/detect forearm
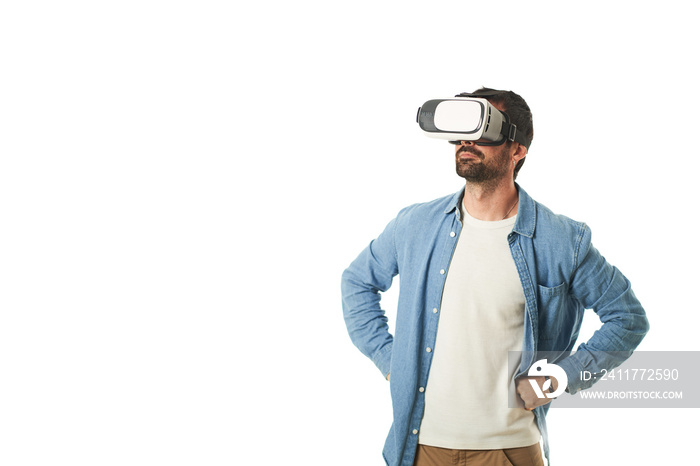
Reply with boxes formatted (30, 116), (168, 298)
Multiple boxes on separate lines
(341, 265), (394, 376)
(560, 232), (649, 393)
(341, 220), (399, 378)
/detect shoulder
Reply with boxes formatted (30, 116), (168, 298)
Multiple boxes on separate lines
(394, 191), (461, 228)
(534, 200), (587, 236)
(516, 184), (589, 244)
(531, 197), (592, 262)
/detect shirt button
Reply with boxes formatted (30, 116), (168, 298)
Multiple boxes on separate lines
(439, 269), (445, 275)
(450, 232), (456, 237)
(419, 387), (425, 392)
(432, 308), (438, 314)
(426, 347), (432, 353)
(413, 429), (419, 435)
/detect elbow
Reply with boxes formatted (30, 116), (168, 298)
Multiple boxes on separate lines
(617, 306), (650, 349)
(637, 311), (650, 341)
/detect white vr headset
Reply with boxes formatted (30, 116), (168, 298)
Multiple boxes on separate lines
(417, 95), (530, 148)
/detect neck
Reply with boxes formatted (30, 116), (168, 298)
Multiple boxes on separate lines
(462, 178), (519, 221)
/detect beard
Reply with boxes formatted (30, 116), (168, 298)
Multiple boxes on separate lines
(455, 144), (511, 184)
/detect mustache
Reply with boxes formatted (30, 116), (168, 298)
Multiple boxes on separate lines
(457, 146), (484, 159)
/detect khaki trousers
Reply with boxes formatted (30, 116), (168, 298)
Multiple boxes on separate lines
(413, 443), (544, 466)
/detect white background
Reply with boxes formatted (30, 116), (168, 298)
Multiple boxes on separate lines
(1, 1), (698, 465)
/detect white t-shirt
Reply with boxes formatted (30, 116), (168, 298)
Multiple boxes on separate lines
(418, 204), (540, 449)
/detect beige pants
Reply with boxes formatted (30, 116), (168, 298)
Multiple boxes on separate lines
(413, 443), (544, 466)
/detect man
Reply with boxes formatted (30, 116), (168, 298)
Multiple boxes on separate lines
(341, 88), (649, 466)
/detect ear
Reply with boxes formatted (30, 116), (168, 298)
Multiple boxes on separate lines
(512, 143), (527, 164)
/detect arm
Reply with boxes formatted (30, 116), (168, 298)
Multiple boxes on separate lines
(341, 216), (400, 379)
(556, 224), (650, 393)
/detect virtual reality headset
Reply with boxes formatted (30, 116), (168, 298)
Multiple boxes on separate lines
(416, 95), (530, 148)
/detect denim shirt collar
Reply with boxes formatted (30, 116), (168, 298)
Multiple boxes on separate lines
(443, 182), (536, 238)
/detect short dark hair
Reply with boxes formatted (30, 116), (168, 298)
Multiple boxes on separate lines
(461, 87), (533, 179)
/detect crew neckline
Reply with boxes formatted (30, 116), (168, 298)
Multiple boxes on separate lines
(460, 203), (518, 229)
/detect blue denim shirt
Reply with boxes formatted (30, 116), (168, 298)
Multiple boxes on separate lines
(341, 184), (649, 466)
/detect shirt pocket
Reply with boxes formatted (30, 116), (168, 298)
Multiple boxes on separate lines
(537, 282), (568, 341)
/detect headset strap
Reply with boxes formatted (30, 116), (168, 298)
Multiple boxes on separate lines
(501, 120), (530, 148)
(456, 91), (510, 99)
